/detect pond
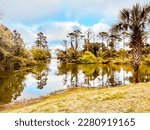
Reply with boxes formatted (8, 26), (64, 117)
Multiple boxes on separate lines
(0, 59), (150, 105)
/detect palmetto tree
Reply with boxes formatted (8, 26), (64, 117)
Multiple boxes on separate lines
(112, 3), (150, 82)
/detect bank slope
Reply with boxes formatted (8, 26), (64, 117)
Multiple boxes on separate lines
(2, 83), (150, 113)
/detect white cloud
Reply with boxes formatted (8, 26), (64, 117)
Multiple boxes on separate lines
(91, 23), (110, 34)
(41, 22), (82, 41)
(66, 0), (148, 21)
(12, 24), (37, 45)
(0, 0), (63, 22)
(8, 21), (110, 48)
(1, 0), (147, 23)
(1, 0), (148, 57)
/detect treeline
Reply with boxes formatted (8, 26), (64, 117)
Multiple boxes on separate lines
(57, 29), (129, 64)
(56, 29), (150, 64)
(57, 3), (150, 66)
(0, 25), (51, 71)
(57, 3), (150, 83)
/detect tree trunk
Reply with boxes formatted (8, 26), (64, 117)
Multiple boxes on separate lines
(133, 69), (139, 83)
(132, 45), (141, 83)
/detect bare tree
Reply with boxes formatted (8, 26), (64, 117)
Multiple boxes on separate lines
(63, 40), (68, 51)
(84, 28), (94, 51)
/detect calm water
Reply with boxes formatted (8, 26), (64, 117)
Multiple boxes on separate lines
(0, 59), (150, 105)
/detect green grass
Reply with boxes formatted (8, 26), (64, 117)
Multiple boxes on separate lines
(1, 83), (150, 113)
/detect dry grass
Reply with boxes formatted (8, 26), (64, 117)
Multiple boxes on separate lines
(1, 83), (150, 113)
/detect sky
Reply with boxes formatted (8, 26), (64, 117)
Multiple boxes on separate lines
(0, 0), (148, 53)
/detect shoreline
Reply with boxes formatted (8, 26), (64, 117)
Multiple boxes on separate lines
(1, 82), (150, 113)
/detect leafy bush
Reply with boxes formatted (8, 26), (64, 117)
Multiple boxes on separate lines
(143, 54), (150, 64)
(80, 51), (97, 64)
(56, 48), (82, 63)
(31, 48), (51, 60)
(114, 49), (130, 58)
(97, 51), (109, 59)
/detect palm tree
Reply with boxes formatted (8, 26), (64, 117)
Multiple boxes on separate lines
(111, 3), (150, 83)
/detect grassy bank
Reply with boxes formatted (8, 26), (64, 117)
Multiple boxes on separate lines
(1, 83), (150, 113)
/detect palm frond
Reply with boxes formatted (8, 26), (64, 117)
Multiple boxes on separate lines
(119, 8), (130, 23)
(111, 22), (129, 34)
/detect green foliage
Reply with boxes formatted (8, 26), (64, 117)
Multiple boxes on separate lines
(0, 25), (51, 71)
(31, 48), (51, 61)
(68, 48), (81, 61)
(79, 51), (97, 64)
(57, 48), (81, 63)
(31, 32), (51, 62)
(56, 49), (67, 61)
(143, 54), (150, 65)
(32, 62), (49, 89)
(83, 42), (100, 56)
(12, 30), (25, 57)
(142, 45), (150, 54)
(114, 49), (130, 58)
(97, 50), (109, 58)
(0, 71), (26, 104)
(34, 32), (49, 50)
(0, 25), (33, 71)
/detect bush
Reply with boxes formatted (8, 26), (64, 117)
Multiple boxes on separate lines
(143, 54), (150, 65)
(80, 51), (97, 64)
(31, 48), (51, 61)
(114, 49), (130, 58)
(57, 48), (82, 63)
(97, 50), (112, 59)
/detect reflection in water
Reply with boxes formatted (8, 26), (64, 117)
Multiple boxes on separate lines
(0, 71), (26, 105)
(57, 63), (150, 87)
(32, 63), (49, 89)
(57, 63), (134, 87)
(0, 59), (150, 105)
(0, 62), (49, 105)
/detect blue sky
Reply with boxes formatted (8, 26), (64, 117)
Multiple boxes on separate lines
(0, 0), (147, 51)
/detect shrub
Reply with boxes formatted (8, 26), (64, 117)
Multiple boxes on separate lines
(80, 51), (97, 64)
(143, 54), (150, 65)
(31, 48), (51, 60)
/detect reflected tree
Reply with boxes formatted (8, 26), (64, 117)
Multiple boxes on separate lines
(32, 63), (49, 89)
(0, 71), (26, 105)
(56, 62), (150, 88)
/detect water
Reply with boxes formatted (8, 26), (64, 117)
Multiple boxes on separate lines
(0, 59), (150, 105)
